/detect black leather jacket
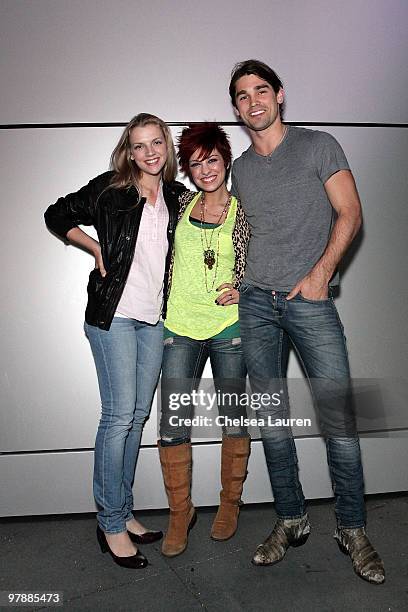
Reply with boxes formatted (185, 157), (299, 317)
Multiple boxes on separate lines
(44, 171), (185, 330)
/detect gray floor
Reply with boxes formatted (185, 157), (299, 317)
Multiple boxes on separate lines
(1, 494), (407, 612)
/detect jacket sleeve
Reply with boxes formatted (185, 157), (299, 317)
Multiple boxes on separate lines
(232, 200), (251, 289)
(177, 189), (196, 221)
(166, 189), (197, 302)
(44, 171), (112, 240)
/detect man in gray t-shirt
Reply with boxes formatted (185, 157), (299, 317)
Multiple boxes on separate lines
(232, 126), (349, 290)
(229, 59), (384, 585)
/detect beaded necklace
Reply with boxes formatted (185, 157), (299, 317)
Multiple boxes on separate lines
(199, 193), (231, 292)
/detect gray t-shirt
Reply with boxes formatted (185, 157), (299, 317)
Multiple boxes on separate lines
(231, 126), (350, 291)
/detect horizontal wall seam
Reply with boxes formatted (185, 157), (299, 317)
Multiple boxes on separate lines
(1, 122), (408, 130)
(2, 427), (407, 456)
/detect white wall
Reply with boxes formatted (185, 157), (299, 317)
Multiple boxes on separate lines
(1, 0), (407, 124)
(1, 0), (407, 516)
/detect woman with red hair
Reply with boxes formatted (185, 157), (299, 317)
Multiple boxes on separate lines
(158, 123), (251, 557)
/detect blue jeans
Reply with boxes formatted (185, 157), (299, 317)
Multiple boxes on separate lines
(239, 285), (365, 528)
(84, 318), (163, 533)
(160, 334), (248, 443)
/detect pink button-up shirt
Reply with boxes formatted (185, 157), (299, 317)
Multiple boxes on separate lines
(115, 183), (169, 323)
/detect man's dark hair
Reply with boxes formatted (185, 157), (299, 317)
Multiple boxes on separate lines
(229, 59), (283, 108)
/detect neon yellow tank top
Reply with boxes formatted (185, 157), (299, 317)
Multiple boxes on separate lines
(164, 193), (239, 340)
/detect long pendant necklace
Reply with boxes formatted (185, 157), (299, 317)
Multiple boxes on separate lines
(199, 193), (231, 292)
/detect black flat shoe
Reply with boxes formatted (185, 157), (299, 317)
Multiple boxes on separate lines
(127, 529), (163, 545)
(96, 526), (148, 569)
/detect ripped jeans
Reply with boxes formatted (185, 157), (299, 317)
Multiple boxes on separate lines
(159, 333), (248, 444)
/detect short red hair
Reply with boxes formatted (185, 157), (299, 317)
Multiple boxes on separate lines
(177, 123), (232, 179)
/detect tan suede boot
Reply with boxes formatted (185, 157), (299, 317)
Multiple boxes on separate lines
(210, 435), (251, 541)
(158, 441), (196, 557)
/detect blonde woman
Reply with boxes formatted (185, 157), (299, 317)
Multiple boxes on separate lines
(45, 113), (186, 569)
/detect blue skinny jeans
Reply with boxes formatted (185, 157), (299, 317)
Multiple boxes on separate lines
(85, 317), (163, 534)
(160, 334), (248, 444)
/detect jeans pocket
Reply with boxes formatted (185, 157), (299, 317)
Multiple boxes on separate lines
(238, 282), (253, 295)
(295, 292), (331, 305)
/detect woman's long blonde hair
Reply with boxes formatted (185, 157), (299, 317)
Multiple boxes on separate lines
(110, 113), (177, 189)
